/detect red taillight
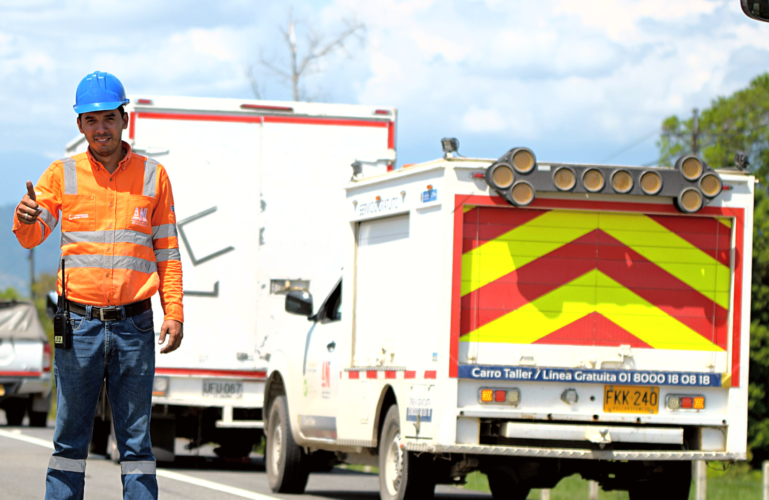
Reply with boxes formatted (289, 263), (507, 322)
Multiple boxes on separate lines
(43, 343), (52, 373)
(240, 103), (294, 112)
(136, 99), (153, 105)
(681, 397), (693, 409)
(472, 172), (485, 179)
(494, 390), (506, 402)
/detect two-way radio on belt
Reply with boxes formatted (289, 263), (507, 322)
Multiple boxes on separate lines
(53, 258), (72, 349)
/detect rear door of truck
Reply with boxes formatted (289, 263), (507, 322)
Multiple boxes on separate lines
(458, 206), (735, 380)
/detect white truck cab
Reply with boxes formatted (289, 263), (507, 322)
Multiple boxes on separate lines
(266, 143), (754, 500)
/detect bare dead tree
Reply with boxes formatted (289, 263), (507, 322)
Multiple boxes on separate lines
(244, 64), (263, 100)
(251, 11), (365, 102)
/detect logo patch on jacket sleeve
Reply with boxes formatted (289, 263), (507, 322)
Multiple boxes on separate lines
(132, 207), (149, 227)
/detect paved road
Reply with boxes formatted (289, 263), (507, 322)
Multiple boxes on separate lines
(0, 415), (491, 500)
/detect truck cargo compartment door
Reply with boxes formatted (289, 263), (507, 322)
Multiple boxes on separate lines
(458, 206), (732, 373)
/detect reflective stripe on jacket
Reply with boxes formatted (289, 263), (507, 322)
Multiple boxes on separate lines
(12, 142), (183, 323)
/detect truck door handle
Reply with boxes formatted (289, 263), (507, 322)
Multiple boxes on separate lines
(327, 341), (336, 352)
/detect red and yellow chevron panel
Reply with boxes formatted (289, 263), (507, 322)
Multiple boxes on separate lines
(458, 206), (732, 352)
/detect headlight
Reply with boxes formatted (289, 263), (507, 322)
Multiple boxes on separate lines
(152, 376), (169, 397)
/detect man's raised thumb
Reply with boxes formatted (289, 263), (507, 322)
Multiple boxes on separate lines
(26, 181), (36, 201)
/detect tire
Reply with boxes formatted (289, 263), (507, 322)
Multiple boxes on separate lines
(4, 403), (25, 426)
(266, 396), (309, 493)
(487, 471), (531, 500)
(628, 461), (691, 500)
(29, 411), (48, 428)
(378, 405), (436, 500)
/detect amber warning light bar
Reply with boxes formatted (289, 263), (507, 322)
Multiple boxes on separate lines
(483, 148), (724, 214)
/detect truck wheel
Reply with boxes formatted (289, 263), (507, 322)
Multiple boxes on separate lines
(266, 396), (309, 493)
(628, 461), (691, 500)
(4, 403), (25, 426)
(29, 411), (48, 428)
(487, 471), (531, 500)
(378, 405), (436, 500)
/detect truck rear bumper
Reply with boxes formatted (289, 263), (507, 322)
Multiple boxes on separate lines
(404, 442), (745, 461)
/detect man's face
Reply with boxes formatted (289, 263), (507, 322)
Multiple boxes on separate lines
(77, 109), (128, 157)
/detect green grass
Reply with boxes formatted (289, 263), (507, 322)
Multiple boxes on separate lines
(462, 464), (766, 499)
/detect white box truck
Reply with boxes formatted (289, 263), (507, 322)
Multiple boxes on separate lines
(265, 143), (753, 499)
(64, 96), (396, 460)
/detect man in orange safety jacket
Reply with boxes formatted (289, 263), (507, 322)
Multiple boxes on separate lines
(13, 71), (182, 500)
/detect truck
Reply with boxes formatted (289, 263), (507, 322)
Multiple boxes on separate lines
(0, 300), (52, 427)
(265, 142), (754, 499)
(63, 96), (396, 461)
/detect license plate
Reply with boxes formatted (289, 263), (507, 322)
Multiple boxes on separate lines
(202, 380), (243, 399)
(604, 385), (659, 414)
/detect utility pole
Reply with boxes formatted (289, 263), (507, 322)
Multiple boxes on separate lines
(692, 108), (700, 156)
(28, 248), (35, 301)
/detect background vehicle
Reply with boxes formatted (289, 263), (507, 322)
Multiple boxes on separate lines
(266, 143), (754, 499)
(0, 300), (52, 427)
(64, 96), (397, 461)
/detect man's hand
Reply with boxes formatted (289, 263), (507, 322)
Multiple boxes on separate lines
(158, 320), (183, 354)
(16, 181), (41, 225)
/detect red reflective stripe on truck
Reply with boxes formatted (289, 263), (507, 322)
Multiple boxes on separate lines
(349, 371), (360, 379)
(154, 368), (266, 379)
(366, 370), (378, 379)
(129, 111), (136, 140)
(264, 116), (388, 128)
(385, 371), (396, 379)
(388, 121), (395, 149)
(404, 371), (416, 379)
(731, 208), (746, 387)
(0, 371), (42, 377)
(136, 112), (389, 129)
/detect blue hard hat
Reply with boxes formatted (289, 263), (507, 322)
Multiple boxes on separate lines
(73, 71), (130, 114)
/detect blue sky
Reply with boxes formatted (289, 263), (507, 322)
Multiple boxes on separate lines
(0, 0), (767, 206)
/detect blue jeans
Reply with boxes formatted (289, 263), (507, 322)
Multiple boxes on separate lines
(45, 306), (158, 500)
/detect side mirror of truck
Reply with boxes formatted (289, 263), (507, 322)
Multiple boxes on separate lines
(45, 291), (58, 319)
(741, 0), (769, 22)
(285, 291), (313, 317)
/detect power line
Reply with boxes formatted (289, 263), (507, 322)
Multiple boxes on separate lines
(600, 130), (659, 163)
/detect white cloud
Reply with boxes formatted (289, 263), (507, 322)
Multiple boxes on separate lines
(0, 0), (767, 189)
(462, 106), (506, 133)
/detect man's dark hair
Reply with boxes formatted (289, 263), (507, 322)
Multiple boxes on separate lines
(78, 105), (127, 121)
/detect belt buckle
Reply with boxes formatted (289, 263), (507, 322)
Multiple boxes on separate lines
(98, 306), (120, 322)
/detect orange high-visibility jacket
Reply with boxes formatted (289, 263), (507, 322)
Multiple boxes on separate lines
(13, 142), (183, 323)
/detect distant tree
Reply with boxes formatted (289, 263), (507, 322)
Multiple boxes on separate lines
(657, 73), (769, 466)
(0, 287), (21, 300)
(246, 10), (365, 102)
(657, 74), (769, 176)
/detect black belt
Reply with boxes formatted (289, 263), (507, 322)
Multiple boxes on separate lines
(62, 298), (151, 322)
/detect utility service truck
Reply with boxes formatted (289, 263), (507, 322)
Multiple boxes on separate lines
(64, 96), (396, 460)
(265, 142), (753, 500)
